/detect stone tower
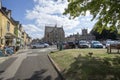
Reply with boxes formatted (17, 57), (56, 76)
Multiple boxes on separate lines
(82, 29), (88, 36)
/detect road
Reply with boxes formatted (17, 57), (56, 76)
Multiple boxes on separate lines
(0, 46), (62, 80)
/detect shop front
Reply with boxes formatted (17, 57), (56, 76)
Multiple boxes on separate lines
(4, 33), (18, 54)
(5, 33), (17, 46)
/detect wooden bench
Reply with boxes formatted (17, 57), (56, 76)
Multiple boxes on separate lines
(107, 44), (120, 53)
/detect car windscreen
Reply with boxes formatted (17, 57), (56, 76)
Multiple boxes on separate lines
(79, 41), (86, 44)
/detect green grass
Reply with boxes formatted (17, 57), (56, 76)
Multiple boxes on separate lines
(50, 49), (120, 80)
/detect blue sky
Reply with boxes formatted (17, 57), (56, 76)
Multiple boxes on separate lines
(2, 0), (34, 24)
(2, 0), (96, 39)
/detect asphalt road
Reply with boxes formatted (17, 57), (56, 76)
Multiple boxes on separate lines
(0, 46), (62, 80)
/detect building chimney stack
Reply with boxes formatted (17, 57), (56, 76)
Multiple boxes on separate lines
(8, 10), (11, 18)
(0, 0), (2, 9)
(82, 29), (88, 36)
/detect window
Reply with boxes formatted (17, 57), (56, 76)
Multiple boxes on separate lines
(7, 21), (10, 32)
(47, 34), (49, 37)
(1, 39), (3, 44)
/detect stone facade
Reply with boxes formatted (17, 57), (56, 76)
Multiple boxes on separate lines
(0, 6), (16, 46)
(44, 25), (65, 43)
(79, 29), (95, 41)
(0, 2), (31, 47)
(65, 29), (95, 42)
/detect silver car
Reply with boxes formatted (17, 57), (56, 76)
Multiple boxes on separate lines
(105, 41), (115, 48)
(31, 43), (46, 49)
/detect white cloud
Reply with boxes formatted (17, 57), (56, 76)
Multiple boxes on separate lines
(86, 11), (91, 16)
(65, 32), (74, 37)
(23, 24), (42, 32)
(24, 0), (96, 39)
(23, 24), (43, 39)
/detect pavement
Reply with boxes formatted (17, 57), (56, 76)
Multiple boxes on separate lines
(48, 54), (65, 80)
(0, 48), (28, 64)
(0, 57), (9, 64)
(0, 45), (56, 64)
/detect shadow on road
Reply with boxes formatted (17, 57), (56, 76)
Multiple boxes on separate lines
(8, 69), (62, 80)
(27, 69), (61, 80)
(27, 69), (48, 80)
(0, 58), (17, 75)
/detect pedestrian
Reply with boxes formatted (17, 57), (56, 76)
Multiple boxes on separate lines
(57, 42), (59, 49)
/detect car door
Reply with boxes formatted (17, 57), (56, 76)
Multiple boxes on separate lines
(38, 43), (45, 48)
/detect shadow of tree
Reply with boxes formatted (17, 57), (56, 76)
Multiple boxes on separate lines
(26, 69), (61, 80)
(26, 69), (48, 80)
(8, 69), (62, 80)
(64, 55), (120, 80)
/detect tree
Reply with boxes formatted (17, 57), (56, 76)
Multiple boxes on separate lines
(64, 0), (120, 29)
(14, 27), (18, 36)
(91, 26), (118, 40)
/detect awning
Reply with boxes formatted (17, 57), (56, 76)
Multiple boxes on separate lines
(5, 33), (18, 39)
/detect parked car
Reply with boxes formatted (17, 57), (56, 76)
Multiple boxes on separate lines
(44, 43), (49, 47)
(62, 42), (68, 49)
(31, 43), (46, 49)
(105, 41), (115, 48)
(78, 40), (89, 48)
(75, 41), (79, 46)
(67, 41), (76, 49)
(91, 41), (103, 48)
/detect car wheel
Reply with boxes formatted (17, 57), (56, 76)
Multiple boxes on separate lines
(44, 46), (47, 48)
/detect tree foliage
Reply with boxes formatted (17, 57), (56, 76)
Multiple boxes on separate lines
(14, 27), (18, 36)
(91, 26), (118, 40)
(64, 0), (120, 29)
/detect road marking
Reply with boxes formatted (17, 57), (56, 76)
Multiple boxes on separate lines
(27, 53), (38, 56)
(0, 53), (27, 80)
(0, 57), (9, 64)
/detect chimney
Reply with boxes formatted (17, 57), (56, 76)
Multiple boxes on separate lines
(7, 10), (11, 18)
(0, 0), (2, 9)
(82, 29), (88, 36)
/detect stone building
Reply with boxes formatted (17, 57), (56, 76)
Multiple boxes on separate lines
(65, 29), (95, 42)
(44, 25), (65, 43)
(0, 1), (31, 49)
(0, 5), (17, 46)
(79, 29), (95, 41)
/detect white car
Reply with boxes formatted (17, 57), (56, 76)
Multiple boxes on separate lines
(44, 43), (49, 47)
(105, 41), (115, 48)
(31, 43), (45, 49)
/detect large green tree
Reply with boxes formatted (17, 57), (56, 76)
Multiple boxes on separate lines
(64, 0), (120, 29)
(91, 26), (118, 40)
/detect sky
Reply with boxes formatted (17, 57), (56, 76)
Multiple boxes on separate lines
(2, 0), (97, 39)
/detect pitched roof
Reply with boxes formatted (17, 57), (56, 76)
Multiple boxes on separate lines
(45, 25), (63, 33)
(45, 26), (55, 33)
